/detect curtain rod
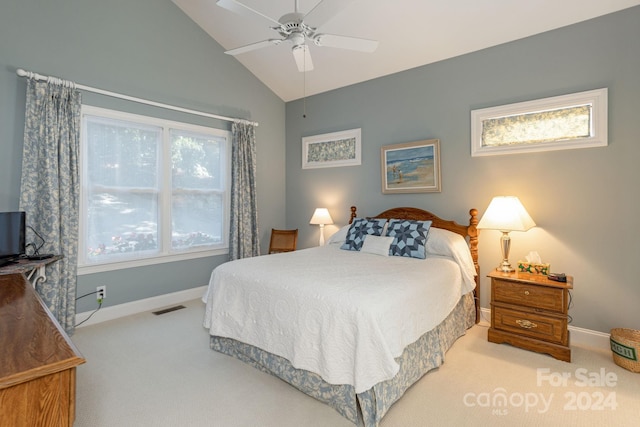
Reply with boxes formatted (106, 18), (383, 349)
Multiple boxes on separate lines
(16, 68), (258, 127)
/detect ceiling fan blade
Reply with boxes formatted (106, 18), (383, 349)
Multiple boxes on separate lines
(314, 34), (378, 52)
(216, 0), (282, 27)
(292, 45), (314, 72)
(225, 39), (282, 56)
(303, 0), (356, 28)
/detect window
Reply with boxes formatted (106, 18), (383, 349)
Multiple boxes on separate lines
(79, 106), (230, 273)
(471, 88), (608, 156)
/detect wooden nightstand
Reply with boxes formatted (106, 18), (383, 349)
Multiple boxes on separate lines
(487, 270), (573, 362)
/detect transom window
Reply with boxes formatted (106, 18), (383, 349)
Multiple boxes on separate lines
(471, 88), (607, 156)
(481, 105), (592, 147)
(78, 106), (230, 273)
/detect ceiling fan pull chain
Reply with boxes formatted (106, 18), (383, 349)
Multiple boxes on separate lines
(303, 54), (307, 118)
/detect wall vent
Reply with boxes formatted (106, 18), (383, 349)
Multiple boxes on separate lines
(152, 305), (186, 315)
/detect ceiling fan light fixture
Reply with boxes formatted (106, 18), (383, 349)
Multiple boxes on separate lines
(289, 32), (306, 47)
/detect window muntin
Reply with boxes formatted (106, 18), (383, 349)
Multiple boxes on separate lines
(79, 106), (230, 272)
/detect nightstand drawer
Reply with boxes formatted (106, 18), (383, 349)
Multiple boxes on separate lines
(492, 306), (568, 344)
(493, 279), (565, 312)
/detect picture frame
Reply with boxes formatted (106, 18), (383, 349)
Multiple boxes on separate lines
(380, 139), (441, 194)
(302, 128), (361, 169)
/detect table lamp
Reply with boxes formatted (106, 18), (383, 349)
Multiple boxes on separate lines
(477, 196), (536, 272)
(309, 208), (333, 246)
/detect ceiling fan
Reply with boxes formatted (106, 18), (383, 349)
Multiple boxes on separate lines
(216, 0), (379, 72)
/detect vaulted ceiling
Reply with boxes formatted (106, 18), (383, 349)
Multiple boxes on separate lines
(172, 0), (640, 102)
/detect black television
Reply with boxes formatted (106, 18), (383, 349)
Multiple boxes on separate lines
(0, 211), (26, 260)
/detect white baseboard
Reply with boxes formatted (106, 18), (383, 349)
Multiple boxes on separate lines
(567, 325), (612, 351)
(75, 285), (207, 328)
(479, 307), (611, 352)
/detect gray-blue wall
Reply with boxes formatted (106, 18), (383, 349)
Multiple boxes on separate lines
(285, 7), (640, 333)
(3, 1), (638, 334)
(0, 0), (286, 312)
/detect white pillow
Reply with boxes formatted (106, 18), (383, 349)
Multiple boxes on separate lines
(327, 225), (350, 245)
(360, 235), (394, 256)
(426, 228), (477, 293)
(425, 227), (461, 257)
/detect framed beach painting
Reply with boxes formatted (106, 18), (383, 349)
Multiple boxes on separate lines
(302, 128), (361, 169)
(381, 139), (441, 194)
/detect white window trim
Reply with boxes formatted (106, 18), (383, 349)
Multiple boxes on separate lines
(77, 248), (227, 275)
(78, 105), (231, 275)
(471, 88), (608, 157)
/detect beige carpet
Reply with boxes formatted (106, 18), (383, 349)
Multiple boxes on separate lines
(72, 299), (639, 427)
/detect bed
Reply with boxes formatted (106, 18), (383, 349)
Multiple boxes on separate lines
(203, 206), (479, 427)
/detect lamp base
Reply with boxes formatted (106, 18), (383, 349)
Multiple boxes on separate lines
(318, 224), (325, 246)
(497, 231), (514, 272)
(496, 263), (515, 273)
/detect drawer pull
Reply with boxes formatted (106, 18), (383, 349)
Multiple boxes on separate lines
(516, 319), (537, 329)
(524, 290), (530, 296)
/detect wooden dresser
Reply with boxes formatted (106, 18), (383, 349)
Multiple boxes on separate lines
(0, 273), (85, 426)
(487, 270), (573, 362)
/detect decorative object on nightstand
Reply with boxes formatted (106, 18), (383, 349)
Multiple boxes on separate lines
(487, 270), (573, 362)
(518, 250), (550, 276)
(309, 208), (333, 246)
(477, 196), (536, 272)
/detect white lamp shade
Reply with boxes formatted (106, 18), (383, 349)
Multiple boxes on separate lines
(309, 208), (334, 225)
(477, 196), (536, 232)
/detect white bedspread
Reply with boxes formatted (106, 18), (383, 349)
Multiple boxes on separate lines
(204, 245), (473, 393)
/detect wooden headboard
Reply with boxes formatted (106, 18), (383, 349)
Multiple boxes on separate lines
(349, 206), (480, 323)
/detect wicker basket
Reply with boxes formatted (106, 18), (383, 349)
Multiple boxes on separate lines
(610, 328), (640, 373)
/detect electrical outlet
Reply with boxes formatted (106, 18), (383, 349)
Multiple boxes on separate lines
(96, 285), (106, 302)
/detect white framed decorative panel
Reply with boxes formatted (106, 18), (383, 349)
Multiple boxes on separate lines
(471, 88), (608, 156)
(302, 128), (361, 169)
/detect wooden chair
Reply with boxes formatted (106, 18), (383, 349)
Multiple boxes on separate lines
(268, 229), (298, 254)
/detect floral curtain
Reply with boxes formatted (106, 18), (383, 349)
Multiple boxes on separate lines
(20, 77), (81, 335)
(229, 121), (259, 260)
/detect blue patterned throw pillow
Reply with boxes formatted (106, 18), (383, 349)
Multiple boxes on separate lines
(386, 219), (432, 259)
(340, 218), (387, 251)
